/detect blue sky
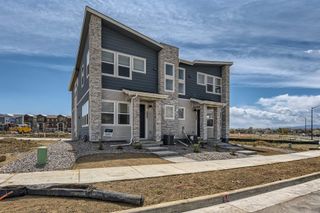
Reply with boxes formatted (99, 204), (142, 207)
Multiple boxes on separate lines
(1, 0), (320, 128)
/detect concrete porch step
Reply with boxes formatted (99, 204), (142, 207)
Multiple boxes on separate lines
(141, 141), (163, 147)
(152, 150), (179, 157)
(145, 146), (168, 152)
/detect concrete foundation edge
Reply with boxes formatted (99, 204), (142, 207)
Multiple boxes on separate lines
(115, 171), (320, 213)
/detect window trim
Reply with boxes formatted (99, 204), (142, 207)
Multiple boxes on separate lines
(206, 75), (214, 94)
(214, 77), (222, 95)
(178, 107), (185, 120)
(102, 49), (116, 77)
(132, 56), (146, 74)
(178, 67), (186, 95)
(117, 52), (132, 80)
(81, 101), (89, 127)
(101, 100), (116, 125)
(164, 62), (175, 92)
(197, 72), (206, 86)
(164, 105), (175, 120)
(117, 101), (131, 126)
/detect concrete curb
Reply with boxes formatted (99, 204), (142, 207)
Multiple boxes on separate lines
(116, 171), (320, 213)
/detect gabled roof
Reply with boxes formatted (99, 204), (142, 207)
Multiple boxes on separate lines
(68, 6), (163, 91)
(179, 59), (233, 66)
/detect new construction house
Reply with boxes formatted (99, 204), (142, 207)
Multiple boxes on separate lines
(69, 7), (232, 143)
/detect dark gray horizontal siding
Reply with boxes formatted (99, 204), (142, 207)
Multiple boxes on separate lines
(179, 64), (222, 102)
(101, 23), (158, 93)
(77, 36), (89, 100)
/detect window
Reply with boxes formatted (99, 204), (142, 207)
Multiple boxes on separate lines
(118, 103), (130, 125)
(80, 65), (84, 87)
(178, 107), (185, 120)
(197, 73), (206, 85)
(206, 109), (214, 127)
(102, 50), (115, 75)
(178, 67), (185, 95)
(164, 63), (175, 92)
(133, 57), (146, 73)
(215, 78), (222, 94)
(81, 101), (89, 127)
(118, 54), (131, 79)
(101, 101), (115, 124)
(86, 51), (89, 78)
(164, 105), (175, 120)
(206, 75), (214, 93)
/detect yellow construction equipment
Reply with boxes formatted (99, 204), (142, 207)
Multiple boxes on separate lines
(10, 124), (32, 134)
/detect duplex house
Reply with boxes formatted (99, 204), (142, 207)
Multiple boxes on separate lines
(69, 7), (232, 143)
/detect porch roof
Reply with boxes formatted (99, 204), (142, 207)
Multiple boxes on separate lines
(190, 98), (226, 107)
(122, 89), (168, 100)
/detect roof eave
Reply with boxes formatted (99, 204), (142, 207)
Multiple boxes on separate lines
(179, 59), (233, 66)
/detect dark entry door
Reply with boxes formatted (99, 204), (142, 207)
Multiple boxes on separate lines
(196, 110), (200, 137)
(139, 105), (146, 138)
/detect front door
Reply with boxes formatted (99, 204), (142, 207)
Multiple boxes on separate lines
(196, 110), (200, 137)
(139, 104), (146, 138)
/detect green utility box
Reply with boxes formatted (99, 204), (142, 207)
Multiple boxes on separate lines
(37, 146), (47, 165)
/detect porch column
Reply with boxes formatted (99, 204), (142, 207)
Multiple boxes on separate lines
(154, 100), (162, 142)
(213, 107), (221, 140)
(200, 104), (207, 140)
(132, 97), (140, 142)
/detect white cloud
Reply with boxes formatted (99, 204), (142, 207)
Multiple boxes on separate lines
(304, 49), (320, 55)
(231, 94), (320, 128)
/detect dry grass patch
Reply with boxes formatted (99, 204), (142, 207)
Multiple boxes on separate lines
(73, 153), (170, 169)
(3, 157), (320, 212)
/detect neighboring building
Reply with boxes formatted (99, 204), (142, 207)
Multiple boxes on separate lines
(69, 7), (232, 142)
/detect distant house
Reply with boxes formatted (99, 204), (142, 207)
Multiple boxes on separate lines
(68, 7), (232, 142)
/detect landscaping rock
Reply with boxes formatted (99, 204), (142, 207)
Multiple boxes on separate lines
(0, 155), (6, 162)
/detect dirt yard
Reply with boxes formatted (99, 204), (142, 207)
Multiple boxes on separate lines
(2, 156), (320, 212)
(73, 153), (170, 169)
(0, 138), (57, 167)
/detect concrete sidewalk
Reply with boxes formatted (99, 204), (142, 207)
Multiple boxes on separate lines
(185, 178), (320, 212)
(1, 150), (320, 187)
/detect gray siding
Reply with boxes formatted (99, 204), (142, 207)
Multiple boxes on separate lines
(179, 64), (222, 102)
(77, 36), (89, 101)
(101, 23), (158, 93)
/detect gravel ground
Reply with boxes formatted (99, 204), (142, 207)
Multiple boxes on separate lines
(0, 141), (148, 174)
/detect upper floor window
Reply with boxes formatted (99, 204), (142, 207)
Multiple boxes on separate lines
(206, 75), (214, 93)
(80, 65), (84, 88)
(102, 49), (146, 80)
(102, 50), (115, 76)
(133, 57), (146, 73)
(118, 53), (131, 79)
(86, 51), (90, 78)
(164, 105), (175, 120)
(215, 78), (222, 94)
(197, 73), (206, 85)
(178, 67), (185, 95)
(164, 63), (175, 92)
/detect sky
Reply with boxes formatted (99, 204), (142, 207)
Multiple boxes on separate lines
(0, 0), (320, 128)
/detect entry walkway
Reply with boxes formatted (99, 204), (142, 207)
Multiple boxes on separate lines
(185, 178), (320, 212)
(1, 150), (320, 187)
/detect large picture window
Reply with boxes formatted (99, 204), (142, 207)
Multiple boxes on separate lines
(118, 102), (130, 125)
(164, 63), (175, 92)
(197, 72), (222, 95)
(102, 101), (115, 124)
(178, 67), (185, 95)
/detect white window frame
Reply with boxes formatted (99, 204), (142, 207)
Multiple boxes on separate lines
(214, 77), (222, 95)
(117, 52), (132, 80)
(197, 72), (206, 85)
(178, 67), (186, 95)
(81, 101), (89, 127)
(101, 49), (116, 77)
(178, 107), (185, 120)
(164, 105), (175, 120)
(101, 100), (116, 125)
(206, 75), (214, 94)
(117, 101), (130, 126)
(132, 56), (146, 74)
(86, 51), (89, 78)
(164, 62), (175, 92)
(80, 65), (84, 88)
